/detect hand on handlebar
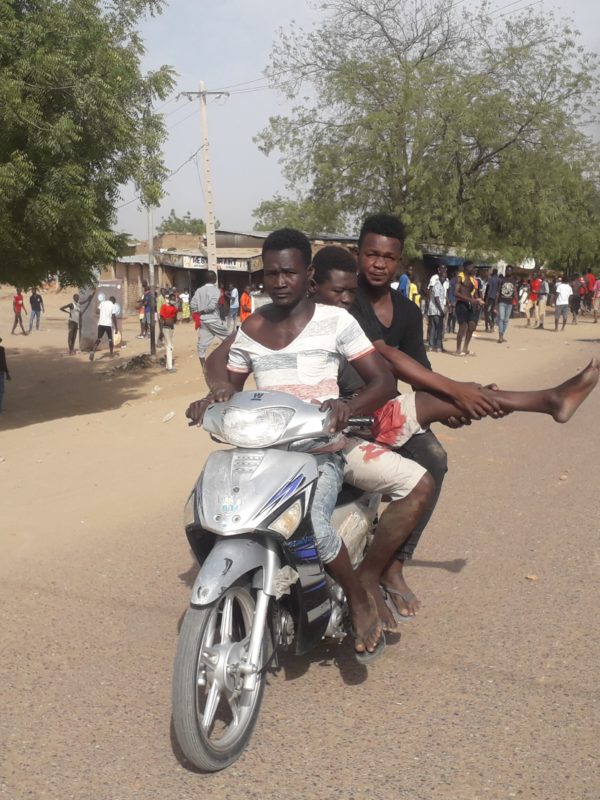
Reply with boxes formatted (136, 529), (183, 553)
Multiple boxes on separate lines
(186, 395), (215, 426)
(319, 398), (351, 433)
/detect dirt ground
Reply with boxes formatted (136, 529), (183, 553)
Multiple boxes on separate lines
(1, 287), (599, 800)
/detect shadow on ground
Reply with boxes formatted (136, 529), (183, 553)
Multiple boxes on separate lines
(0, 344), (163, 430)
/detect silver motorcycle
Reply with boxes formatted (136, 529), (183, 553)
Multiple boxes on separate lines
(172, 390), (380, 771)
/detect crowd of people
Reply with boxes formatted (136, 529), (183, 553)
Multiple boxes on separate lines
(389, 263), (600, 356)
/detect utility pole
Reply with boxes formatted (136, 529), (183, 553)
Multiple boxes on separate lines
(180, 83), (228, 276)
(147, 205), (156, 355)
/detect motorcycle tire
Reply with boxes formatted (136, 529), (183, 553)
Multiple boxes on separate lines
(172, 585), (268, 772)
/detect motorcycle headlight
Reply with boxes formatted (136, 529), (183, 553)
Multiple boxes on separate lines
(183, 491), (197, 527)
(222, 406), (295, 447)
(269, 500), (303, 539)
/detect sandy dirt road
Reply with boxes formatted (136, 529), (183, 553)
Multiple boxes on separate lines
(1, 288), (599, 800)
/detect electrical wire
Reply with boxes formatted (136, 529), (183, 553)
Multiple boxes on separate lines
(116, 145), (205, 209)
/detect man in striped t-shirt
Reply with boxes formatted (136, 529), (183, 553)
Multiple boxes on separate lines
(187, 228), (396, 661)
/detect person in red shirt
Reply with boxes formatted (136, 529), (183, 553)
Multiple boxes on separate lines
(525, 273), (542, 327)
(585, 270), (596, 312)
(11, 288), (28, 335)
(159, 292), (178, 372)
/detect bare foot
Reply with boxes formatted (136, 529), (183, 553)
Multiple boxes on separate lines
(356, 568), (398, 631)
(351, 591), (383, 654)
(550, 359), (600, 423)
(380, 561), (421, 617)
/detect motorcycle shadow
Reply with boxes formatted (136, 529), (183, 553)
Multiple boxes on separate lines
(273, 630), (401, 687)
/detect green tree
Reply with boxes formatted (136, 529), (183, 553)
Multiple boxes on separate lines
(157, 209), (207, 235)
(0, 0), (175, 288)
(256, 0), (600, 262)
(253, 195), (345, 234)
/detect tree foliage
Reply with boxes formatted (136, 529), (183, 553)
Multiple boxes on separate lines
(157, 209), (208, 235)
(0, 0), (175, 287)
(256, 0), (600, 265)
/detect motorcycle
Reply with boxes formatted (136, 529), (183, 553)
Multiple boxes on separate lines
(172, 390), (381, 772)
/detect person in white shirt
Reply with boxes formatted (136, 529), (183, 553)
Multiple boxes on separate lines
(554, 278), (572, 332)
(90, 295), (118, 361)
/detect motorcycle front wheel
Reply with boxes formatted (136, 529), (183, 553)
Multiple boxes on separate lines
(172, 585), (268, 772)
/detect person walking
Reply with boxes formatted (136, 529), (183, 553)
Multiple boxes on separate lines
(0, 337), (11, 412)
(454, 262), (483, 356)
(190, 272), (230, 370)
(11, 288), (28, 335)
(536, 272), (550, 329)
(179, 289), (191, 322)
(554, 277), (572, 331)
(593, 275), (600, 324)
(484, 268), (500, 332)
(60, 294), (81, 355)
(28, 289), (44, 332)
(569, 275), (582, 323)
(239, 285), (252, 324)
(89, 295), (118, 361)
(495, 265), (517, 343)
(159, 292), (178, 372)
(525, 272), (541, 327)
(427, 265), (447, 352)
(446, 272), (457, 333)
(228, 283), (240, 331)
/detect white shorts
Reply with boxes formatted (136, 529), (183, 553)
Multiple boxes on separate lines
(343, 435), (427, 501)
(372, 392), (426, 450)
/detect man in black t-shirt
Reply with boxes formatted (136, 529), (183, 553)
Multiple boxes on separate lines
(349, 214), (501, 616)
(28, 289), (45, 332)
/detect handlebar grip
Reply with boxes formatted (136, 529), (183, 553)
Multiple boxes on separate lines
(347, 417), (374, 427)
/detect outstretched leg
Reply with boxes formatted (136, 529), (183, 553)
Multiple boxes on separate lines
(414, 359), (600, 427)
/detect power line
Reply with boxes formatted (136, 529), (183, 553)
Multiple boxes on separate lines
(116, 146), (205, 209)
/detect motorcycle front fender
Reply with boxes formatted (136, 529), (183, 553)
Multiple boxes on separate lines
(191, 535), (281, 607)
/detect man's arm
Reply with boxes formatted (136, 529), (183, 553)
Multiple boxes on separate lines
(186, 361), (247, 424)
(59, 304), (70, 314)
(372, 339), (500, 418)
(112, 313), (118, 332)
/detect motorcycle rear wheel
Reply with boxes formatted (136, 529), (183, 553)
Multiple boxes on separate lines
(172, 585), (268, 772)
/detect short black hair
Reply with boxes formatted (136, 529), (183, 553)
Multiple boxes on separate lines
(463, 260), (474, 269)
(206, 271), (217, 283)
(312, 246), (357, 284)
(262, 228), (312, 267)
(358, 214), (406, 248)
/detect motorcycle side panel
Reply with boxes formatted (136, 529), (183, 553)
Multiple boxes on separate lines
(197, 449), (319, 535)
(281, 519), (331, 654)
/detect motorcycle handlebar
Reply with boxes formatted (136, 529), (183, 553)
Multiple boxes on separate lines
(347, 417), (374, 428)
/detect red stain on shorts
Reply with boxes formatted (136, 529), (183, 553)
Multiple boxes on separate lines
(359, 443), (387, 462)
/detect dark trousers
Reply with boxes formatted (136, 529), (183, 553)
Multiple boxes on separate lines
(427, 314), (444, 350)
(394, 429), (448, 560)
(68, 320), (78, 352)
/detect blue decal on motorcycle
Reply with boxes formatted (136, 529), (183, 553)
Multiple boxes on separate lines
(261, 472), (305, 514)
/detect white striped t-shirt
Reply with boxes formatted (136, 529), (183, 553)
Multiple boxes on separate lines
(227, 304), (374, 402)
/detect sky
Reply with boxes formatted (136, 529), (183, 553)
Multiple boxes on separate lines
(117, 0), (600, 240)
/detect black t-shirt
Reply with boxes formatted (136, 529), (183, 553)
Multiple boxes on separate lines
(498, 278), (516, 304)
(350, 288), (431, 369)
(30, 293), (43, 311)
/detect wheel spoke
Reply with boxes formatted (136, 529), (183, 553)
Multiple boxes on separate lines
(201, 680), (221, 733)
(220, 594), (234, 643)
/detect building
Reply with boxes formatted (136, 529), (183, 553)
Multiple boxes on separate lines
(103, 229), (359, 311)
